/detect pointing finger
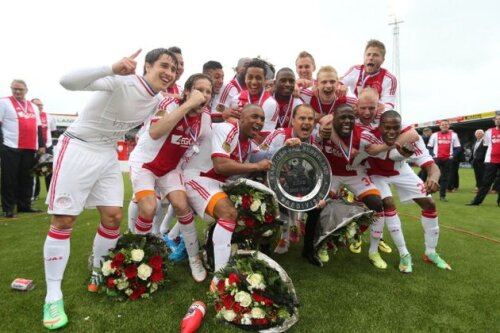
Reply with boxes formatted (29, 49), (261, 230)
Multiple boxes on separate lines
(129, 49), (142, 59)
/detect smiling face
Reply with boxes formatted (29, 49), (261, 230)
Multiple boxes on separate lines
(292, 105), (315, 141)
(245, 67), (266, 96)
(317, 70), (338, 103)
(333, 105), (355, 138)
(379, 116), (402, 146)
(439, 121), (450, 133)
(274, 70), (295, 98)
(296, 56), (315, 80)
(205, 68), (224, 94)
(357, 90), (379, 125)
(239, 105), (265, 139)
(144, 53), (177, 92)
(363, 46), (384, 75)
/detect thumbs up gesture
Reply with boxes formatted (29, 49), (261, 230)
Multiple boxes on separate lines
(112, 49), (142, 75)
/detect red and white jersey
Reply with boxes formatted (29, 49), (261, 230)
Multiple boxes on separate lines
(166, 82), (183, 96)
(341, 65), (397, 111)
(231, 89), (279, 134)
(40, 112), (57, 148)
(300, 88), (357, 116)
(427, 131), (461, 160)
(274, 96), (303, 129)
(183, 121), (257, 183)
(0, 96), (41, 150)
(209, 89), (224, 120)
(60, 66), (162, 147)
(218, 78), (244, 108)
(484, 127), (500, 164)
(320, 125), (365, 176)
(361, 130), (434, 177)
(129, 98), (212, 177)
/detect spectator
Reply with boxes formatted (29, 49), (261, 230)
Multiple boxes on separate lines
(0, 80), (45, 217)
(470, 129), (487, 192)
(31, 98), (58, 200)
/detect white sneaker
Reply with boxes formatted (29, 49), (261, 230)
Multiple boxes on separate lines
(189, 256), (207, 282)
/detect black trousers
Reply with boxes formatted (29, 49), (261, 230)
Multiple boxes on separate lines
(1, 146), (37, 212)
(435, 159), (452, 198)
(33, 146), (53, 198)
(303, 208), (321, 255)
(472, 160), (485, 188)
(472, 163), (500, 204)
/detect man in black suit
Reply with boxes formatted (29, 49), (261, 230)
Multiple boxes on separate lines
(471, 129), (487, 192)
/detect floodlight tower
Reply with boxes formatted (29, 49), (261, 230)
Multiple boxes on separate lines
(389, 16), (403, 114)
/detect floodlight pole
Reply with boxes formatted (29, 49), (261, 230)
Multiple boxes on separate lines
(389, 17), (403, 114)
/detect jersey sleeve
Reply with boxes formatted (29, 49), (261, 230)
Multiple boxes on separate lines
(452, 132), (461, 147)
(211, 122), (237, 158)
(340, 65), (359, 91)
(262, 99), (279, 132)
(408, 136), (434, 167)
(59, 66), (116, 92)
(483, 129), (492, 147)
(381, 74), (397, 110)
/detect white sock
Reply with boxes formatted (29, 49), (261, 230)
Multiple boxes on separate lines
(385, 209), (409, 256)
(135, 215), (153, 235)
(212, 218), (235, 272)
(421, 209), (439, 255)
(178, 211), (199, 257)
(92, 224), (120, 269)
(127, 199), (138, 232)
(44, 226), (72, 303)
(160, 204), (176, 235)
(369, 212), (384, 255)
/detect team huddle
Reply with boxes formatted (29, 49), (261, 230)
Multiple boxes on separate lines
(41, 40), (450, 330)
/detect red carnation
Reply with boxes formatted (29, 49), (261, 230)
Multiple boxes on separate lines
(242, 194), (252, 209)
(222, 294), (235, 309)
(252, 318), (269, 326)
(252, 293), (273, 306)
(124, 264), (138, 279)
(107, 278), (116, 289)
(244, 217), (256, 228)
(232, 302), (243, 313)
(111, 252), (126, 268)
(264, 213), (274, 224)
(129, 292), (140, 299)
(136, 284), (147, 295)
(228, 273), (240, 285)
(150, 269), (164, 283)
(217, 280), (226, 292)
(148, 255), (163, 270)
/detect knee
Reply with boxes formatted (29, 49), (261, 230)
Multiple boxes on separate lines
(102, 209), (123, 228)
(420, 200), (436, 211)
(171, 200), (190, 217)
(138, 199), (157, 219)
(51, 215), (76, 229)
(220, 206), (238, 221)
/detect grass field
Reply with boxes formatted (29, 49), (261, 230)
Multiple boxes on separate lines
(0, 168), (499, 332)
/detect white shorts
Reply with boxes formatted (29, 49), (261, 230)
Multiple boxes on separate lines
(330, 172), (380, 198)
(185, 176), (224, 220)
(130, 164), (185, 199)
(47, 136), (123, 215)
(371, 169), (430, 203)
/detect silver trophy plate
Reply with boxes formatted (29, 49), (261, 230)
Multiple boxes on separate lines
(267, 143), (331, 212)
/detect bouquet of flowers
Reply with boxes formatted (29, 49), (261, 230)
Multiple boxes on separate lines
(99, 233), (170, 301)
(315, 199), (375, 254)
(223, 179), (280, 246)
(31, 153), (53, 177)
(210, 250), (299, 332)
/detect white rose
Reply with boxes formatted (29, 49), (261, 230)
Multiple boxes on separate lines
(250, 198), (261, 212)
(234, 291), (252, 307)
(101, 260), (115, 276)
(246, 273), (265, 290)
(125, 288), (133, 296)
(116, 279), (129, 290)
(137, 263), (152, 280)
(131, 249), (145, 262)
(262, 230), (273, 237)
(251, 307), (266, 319)
(241, 314), (252, 325)
(222, 309), (237, 322)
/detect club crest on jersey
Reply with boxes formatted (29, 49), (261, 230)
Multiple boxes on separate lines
(216, 104), (225, 112)
(260, 143), (270, 151)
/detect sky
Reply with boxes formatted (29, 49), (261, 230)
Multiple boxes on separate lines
(1, 0), (499, 125)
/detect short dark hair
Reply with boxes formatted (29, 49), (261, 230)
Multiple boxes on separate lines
(167, 46), (182, 55)
(380, 110), (401, 123)
(292, 104), (314, 119)
(202, 61), (223, 73)
(296, 51), (316, 67)
(276, 67), (295, 79)
(245, 59), (268, 77)
(365, 39), (386, 58)
(181, 73), (213, 104)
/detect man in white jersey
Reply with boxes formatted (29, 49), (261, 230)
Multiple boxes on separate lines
(42, 48), (178, 330)
(361, 110), (451, 271)
(218, 57), (251, 116)
(273, 68), (303, 129)
(183, 104), (272, 288)
(0, 79), (45, 218)
(165, 46), (185, 98)
(467, 114), (500, 206)
(227, 59), (279, 139)
(202, 60), (225, 122)
(340, 39), (397, 112)
(295, 51), (317, 89)
(129, 74), (212, 282)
